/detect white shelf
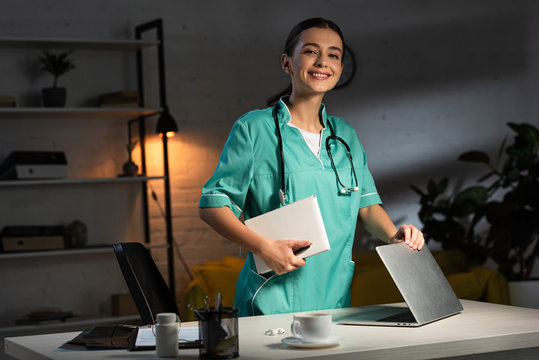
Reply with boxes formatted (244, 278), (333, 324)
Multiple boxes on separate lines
(0, 243), (168, 260)
(0, 36), (159, 50)
(0, 107), (162, 119)
(0, 175), (165, 187)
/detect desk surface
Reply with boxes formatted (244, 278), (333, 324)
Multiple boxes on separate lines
(4, 300), (539, 360)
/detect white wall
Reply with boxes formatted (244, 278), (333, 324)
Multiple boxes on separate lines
(1, 0), (538, 323)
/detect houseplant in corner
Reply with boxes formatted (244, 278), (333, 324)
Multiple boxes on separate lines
(459, 122), (539, 308)
(38, 50), (75, 107)
(412, 122), (539, 307)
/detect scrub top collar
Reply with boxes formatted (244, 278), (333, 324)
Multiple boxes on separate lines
(277, 96), (329, 129)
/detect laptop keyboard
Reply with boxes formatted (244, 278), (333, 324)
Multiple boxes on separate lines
(378, 309), (416, 323)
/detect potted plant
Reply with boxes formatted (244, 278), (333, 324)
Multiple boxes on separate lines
(410, 178), (489, 264)
(38, 50), (75, 107)
(411, 122), (539, 306)
(122, 140), (139, 176)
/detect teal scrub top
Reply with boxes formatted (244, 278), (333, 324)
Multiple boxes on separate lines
(199, 98), (382, 316)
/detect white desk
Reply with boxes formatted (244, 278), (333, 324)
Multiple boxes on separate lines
(4, 300), (539, 360)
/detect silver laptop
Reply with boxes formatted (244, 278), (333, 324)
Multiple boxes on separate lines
(337, 242), (463, 327)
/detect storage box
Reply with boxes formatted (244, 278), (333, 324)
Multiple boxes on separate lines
(0, 151), (68, 180)
(0, 226), (66, 252)
(111, 293), (138, 316)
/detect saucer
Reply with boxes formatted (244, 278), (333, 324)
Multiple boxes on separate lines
(281, 335), (342, 348)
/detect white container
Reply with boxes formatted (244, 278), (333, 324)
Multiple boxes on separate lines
(155, 312), (179, 357)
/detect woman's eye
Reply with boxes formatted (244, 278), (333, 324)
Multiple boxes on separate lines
(329, 54), (340, 60)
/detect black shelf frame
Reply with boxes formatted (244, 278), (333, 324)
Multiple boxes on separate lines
(134, 18), (176, 301)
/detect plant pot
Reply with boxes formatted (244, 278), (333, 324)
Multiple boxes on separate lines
(122, 159), (139, 176)
(508, 280), (539, 309)
(41, 87), (66, 107)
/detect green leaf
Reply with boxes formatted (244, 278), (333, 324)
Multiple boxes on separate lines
(458, 151), (490, 164)
(451, 186), (488, 217)
(427, 179), (438, 196)
(506, 168), (520, 182)
(508, 122), (539, 145)
(438, 178), (449, 194)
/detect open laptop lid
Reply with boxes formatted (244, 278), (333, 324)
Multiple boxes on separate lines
(376, 242), (463, 325)
(338, 243), (462, 326)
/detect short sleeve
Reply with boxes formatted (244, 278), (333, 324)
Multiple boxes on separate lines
(357, 143), (382, 209)
(199, 120), (253, 217)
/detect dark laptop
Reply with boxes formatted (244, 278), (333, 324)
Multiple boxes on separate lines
(337, 242), (463, 327)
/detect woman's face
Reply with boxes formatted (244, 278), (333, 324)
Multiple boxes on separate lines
(282, 27), (344, 97)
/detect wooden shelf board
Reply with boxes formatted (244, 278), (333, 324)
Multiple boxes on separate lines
(0, 243), (168, 260)
(0, 107), (161, 119)
(0, 176), (165, 187)
(0, 37), (159, 50)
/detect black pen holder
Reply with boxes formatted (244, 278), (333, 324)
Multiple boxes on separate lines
(197, 307), (239, 359)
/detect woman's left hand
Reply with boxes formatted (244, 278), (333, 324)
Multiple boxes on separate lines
(391, 224), (425, 250)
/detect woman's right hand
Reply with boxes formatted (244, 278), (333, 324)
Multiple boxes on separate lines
(199, 207), (311, 275)
(259, 240), (311, 275)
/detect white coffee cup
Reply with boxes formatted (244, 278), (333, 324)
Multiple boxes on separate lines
(291, 313), (332, 342)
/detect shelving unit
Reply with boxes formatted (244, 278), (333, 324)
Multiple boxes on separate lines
(0, 19), (175, 333)
(0, 107), (161, 118)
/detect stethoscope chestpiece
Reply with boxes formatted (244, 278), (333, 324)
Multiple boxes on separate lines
(279, 189), (287, 206)
(340, 186), (359, 194)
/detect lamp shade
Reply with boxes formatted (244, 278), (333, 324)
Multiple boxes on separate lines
(156, 106), (178, 136)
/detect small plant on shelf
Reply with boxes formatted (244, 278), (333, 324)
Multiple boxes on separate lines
(38, 50), (75, 107)
(122, 140), (139, 176)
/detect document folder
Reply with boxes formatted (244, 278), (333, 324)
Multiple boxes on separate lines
(245, 195), (330, 274)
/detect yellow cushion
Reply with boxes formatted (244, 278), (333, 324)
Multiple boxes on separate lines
(183, 256), (243, 321)
(183, 251), (510, 320)
(350, 263), (403, 306)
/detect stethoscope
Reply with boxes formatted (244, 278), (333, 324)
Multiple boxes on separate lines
(273, 105), (359, 206)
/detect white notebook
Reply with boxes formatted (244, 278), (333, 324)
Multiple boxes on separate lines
(245, 195), (330, 274)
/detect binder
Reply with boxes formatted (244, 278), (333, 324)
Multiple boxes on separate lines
(0, 151), (68, 179)
(245, 195), (330, 274)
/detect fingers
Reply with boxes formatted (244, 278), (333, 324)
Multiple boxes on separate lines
(269, 240), (310, 275)
(291, 240), (311, 254)
(396, 224), (425, 250)
(273, 257), (306, 275)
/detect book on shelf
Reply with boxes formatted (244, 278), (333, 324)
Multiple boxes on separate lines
(99, 90), (140, 108)
(15, 309), (76, 325)
(0, 95), (16, 107)
(99, 102), (139, 108)
(0, 151), (67, 180)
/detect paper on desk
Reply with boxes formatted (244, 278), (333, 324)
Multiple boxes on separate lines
(245, 195), (330, 274)
(135, 326), (199, 347)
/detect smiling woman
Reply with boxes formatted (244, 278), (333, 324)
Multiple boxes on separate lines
(281, 27), (344, 127)
(198, 17), (424, 317)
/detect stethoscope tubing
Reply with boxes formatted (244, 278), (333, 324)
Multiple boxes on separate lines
(272, 104), (359, 205)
